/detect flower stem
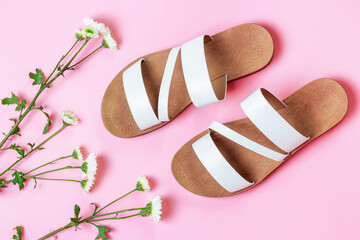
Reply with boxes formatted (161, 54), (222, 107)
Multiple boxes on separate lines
(46, 40), (79, 82)
(0, 179), (13, 188)
(24, 155), (73, 175)
(46, 39), (89, 86)
(68, 45), (102, 69)
(30, 177), (81, 183)
(95, 189), (137, 214)
(38, 209), (144, 239)
(0, 125), (66, 177)
(84, 208), (144, 221)
(38, 222), (74, 240)
(87, 213), (141, 222)
(25, 166), (80, 178)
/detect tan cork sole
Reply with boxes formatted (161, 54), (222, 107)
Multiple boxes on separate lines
(101, 23), (274, 138)
(171, 79), (348, 197)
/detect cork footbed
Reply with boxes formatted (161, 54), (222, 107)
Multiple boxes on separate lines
(171, 79), (348, 198)
(101, 23), (274, 138)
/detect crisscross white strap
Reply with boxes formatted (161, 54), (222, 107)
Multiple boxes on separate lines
(158, 46), (181, 121)
(192, 88), (310, 192)
(209, 121), (288, 161)
(123, 34), (227, 130)
(123, 59), (161, 130)
(181, 35), (226, 107)
(241, 88), (309, 152)
(193, 131), (254, 193)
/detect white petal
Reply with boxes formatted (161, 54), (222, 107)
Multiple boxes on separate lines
(150, 195), (162, 223)
(82, 17), (108, 37)
(73, 146), (83, 161)
(60, 111), (79, 125)
(137, 176), (150, 192)
(103, 33), (118, 50)
(82, 178), (95, 193)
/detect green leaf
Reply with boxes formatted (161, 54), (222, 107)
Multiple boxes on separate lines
(33, 177), (38, 189)
(90, 203), (99, 215)
(11, 126), (21, 136)
(27, 142), (35, 150)
(12, 226), (23, 240)
(15, 99), (27, 112)
(70, 204), (82, 227)
(16, 148), (24, 156)
(42, 112), (51, 134)
(2, 93), (27, 112)
(95, 225), (111, 240)
(9, 144), (25, 156)
(2, 93), (19, 105)
(35, 107), (51, 134)
(8, 119), (21, 136)
(29, 68), (44, 85)
(12, 171), (26, 190)
(74, 204), (80, 218)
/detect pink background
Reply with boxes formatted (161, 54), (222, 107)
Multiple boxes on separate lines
(0, 0), (359, 239)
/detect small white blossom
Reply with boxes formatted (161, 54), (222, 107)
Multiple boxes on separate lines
(72, 146), (83, 161)
(83, 25), (99, 39)
(81, 153), (97, 180)
(81, 178), (95, 193)
(102, 33), (117, 50)
(75, 29), (85, 40)
(81, 17), (110, 39)
(149, 195), (162, 223)
(60, 111), (79, 125)
(136, 176), (150, 192)
(83, 17), (108, 34)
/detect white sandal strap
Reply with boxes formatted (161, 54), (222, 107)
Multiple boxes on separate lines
(192, 132), (254, 193)
(240, 88), (309, 152)
(181, 35), (226, 107)
(209, 121), (288, 161)
(158, 47), (181, 121)
(192, 89), (309, 192)
(123, 59), (161, 130)
(123, 34), (227, 130)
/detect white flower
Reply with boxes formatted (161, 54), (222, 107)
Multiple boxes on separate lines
(149, 195), (162, 223)
(81, 153), (97, 180)
(102, 33), (117, 50)
(141, 195), (162, 223)
(83, 25), (99, 39)
(60, 111), (79, 125)
(81, 178), (95, 193)
(83, 17), (108, 34)
(136, 176), (150, 192)
(72, 146), (83, 161)
(75, 29), (85, 40)
(82, 17), (110, 39)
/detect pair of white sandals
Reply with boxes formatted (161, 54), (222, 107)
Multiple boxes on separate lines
(101, 24), (348, 197)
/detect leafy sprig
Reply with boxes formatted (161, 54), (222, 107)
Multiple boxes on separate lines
(13, 226), (23, 240)
(36, 176), (162, 240)
(0, 17), (116, 188)
(0, 147), (97, 193)
(1, 93), (27, 112)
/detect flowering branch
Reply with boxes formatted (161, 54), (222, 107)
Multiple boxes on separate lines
(0, 146), (98, 194)
(37, 177), (162, 240)
(0, 17), (117, 193)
